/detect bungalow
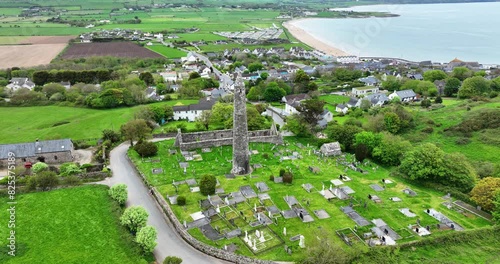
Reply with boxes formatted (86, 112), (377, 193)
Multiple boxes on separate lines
(346, 97), (359, 108)
(352, 86), (379, 96)
(363, 93), (389, 107)
(173, 97), (216, 122)
(160, 71), (178, 82)
(336, 104), (348, 114)
(358, 76), (379, 87)
(0, 139), (73, 167)
(407, 73), (423, 80)
(6, 78), (36, 91)
(146, 87), (164, 101)
(388, 89), (417, 102)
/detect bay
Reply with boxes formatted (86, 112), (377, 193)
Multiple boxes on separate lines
(293, 2), (500, 64)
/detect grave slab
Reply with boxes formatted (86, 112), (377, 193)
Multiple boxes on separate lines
(400, 208), (416, 217)
(225, 173), (235, 179)
(225, 229), (242, 239)
(255, 182), (270, 192)
(267, 205), (280, 215)
(186, 178), (197, 186)
(274, 176), (283, 183)
(191, 211), (206, 221)
(167, 195), (178, 205)
(390, 197), (402, 202)
(281, 209), (298, 219)
(370, 184), (384, 192)
(152, 168), (163, 174)
(340, 186), (355, 194)
(190, 187), (200, 193)
(186, 217), (210, 230)
(258, 193), (271, 201)
(302, 183), (314, 193)
(314, 209), (330, 219)
(216, 188), (225, 194)
(284, 196), (299, 208)
(200, 224), (223, 241)
(240, 185), (257, 198)
(341, 206), (370, 226)
(331, 179), (344, 186)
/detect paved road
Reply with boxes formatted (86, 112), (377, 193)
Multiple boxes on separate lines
(109, 143), (228, 264)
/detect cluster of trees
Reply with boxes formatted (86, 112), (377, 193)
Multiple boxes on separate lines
(283, 99), (326, 137)
(120, 206), (157, 253)
(195, 102), (268, 131)
(247, 80), (290, 102)
(178, 74), (219, 98)
(32, 69), (113, 86)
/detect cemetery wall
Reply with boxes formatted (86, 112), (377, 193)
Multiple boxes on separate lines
(175, 129), (283, 151)
(125, 155), (276, 264)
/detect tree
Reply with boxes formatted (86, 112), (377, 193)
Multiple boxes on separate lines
(109, 184), (128, 205)
(359, 99), (371, 111)
(36, 171), (59, 191)
(136, 226), (157, 253)
(493, 191), (500, 223)
(246, 107), (267, 131)
(32, 162), (48, 173)
(443, 153), (477, 192)
(102, 129), (121, 143)
(401, 79), (420, 91)
(263, 82), (286, 102)
(199, 174), (216, 195)
(372, 132), (412, 166)
(355, 143), (369, 162)
(120, 119), (152, 146)
(134, 141), (158, 157)
(164, 256), (183, 264)
(452, 66), (473, 81)
(293, 70), (310, 93)
(383, 112), (401, 134)
(283, 114), (311, 137)
(120, 206), (149, 233)
(444, 77), (461, 96)
(399, 143), (445, 181)
(491, 76), (500, 92)
(59, 163), (82, 176)
(434, 96), (443, 104)
(195, 110), (211, 130)
(248, 62), (263, 72)
(423, 70), (448, 82)
(139, 72), (154, 86)
(458, 76), (491, 98)
(354, 131), (382, 155)
(470, 177), (500, 212)
(381, 76), (401, 91)
(415, 81), (437, 95)
(326, 124), (363, 151)
(297, 99), (325, 127)
(188, 72), (200, 80)
(260, 72), (269, 80)
(210, 103), (233, 129)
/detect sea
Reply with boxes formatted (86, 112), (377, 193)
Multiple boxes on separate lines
(293, 2), (500, 64)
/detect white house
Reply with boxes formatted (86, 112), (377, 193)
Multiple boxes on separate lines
(160, 71), (178, 82)
(6, 78), (35, 91)
(317, 109), (333, 128)
(358, 76), (379, 87)
(172, 97), (215, 122)
(388, 89), (418, 102)
(282, 94), (310, 115)
(181, 52), (198, 64)
(336, 104), (348, 114)
(352, 86), (379, 96)
(337, 56), (360, 64)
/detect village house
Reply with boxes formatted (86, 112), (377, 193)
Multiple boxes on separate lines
(358, 76), (380, 87)
(0, 139), (74, 167)
(337, 55), (360, 64)
(335, 104), (348, 114)
(352, 86), (380, 96)
(282, 94), (310, 115)
(172, 97), (216, 122)
(160, 71), (178, 82)
(6, 78), (36, 91)
(388, 89), (418, 102)
(145, 87), (164, 101)
(317, 109), (334, 128)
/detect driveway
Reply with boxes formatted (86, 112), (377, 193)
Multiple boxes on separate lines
(109, 143), (229, 263)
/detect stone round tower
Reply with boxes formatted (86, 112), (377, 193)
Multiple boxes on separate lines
(231, 73), (251, 175)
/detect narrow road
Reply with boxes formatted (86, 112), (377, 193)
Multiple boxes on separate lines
(109, 143), (228, 264)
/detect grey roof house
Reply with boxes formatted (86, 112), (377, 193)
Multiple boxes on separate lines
(0, 139), (74, 165)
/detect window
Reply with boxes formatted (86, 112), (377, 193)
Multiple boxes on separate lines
(54, 156), (58, 160)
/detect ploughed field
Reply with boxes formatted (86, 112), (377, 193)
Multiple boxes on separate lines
(60, 42), (164, 59)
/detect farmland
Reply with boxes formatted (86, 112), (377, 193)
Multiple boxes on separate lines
(0, 185), (150, 264)
(146, 44), (188, 58)
(60, 42), (164, 59)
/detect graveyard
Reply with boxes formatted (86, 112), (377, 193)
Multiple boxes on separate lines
(129, 137), (492, 261)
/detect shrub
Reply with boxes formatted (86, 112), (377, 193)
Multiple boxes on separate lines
(136, 226), (157, 253)
(120, 206), (149, 233)
(134, 141), (158, 157)
(26, 176), (37, 191)
(279, 169), (286, 177)
(199, 174), (216, 195)
(262, 153), (269, 159)
(62, 175), (81, 186)
(32, 162), (48, 173)
(59, 163), (82, 176)
(109, 184), (128, 205)
(269, 175), (275, 181)
(434, 96), (443, 104)
(455, 137), (471, 145)
(36, 171), (59, 191)
(164, 256), (183, 264)
(283, 172), (293, 184)
(421, 127), (434, 134)
(176, 195), (186, 206)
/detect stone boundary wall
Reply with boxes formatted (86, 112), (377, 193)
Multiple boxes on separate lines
(125, 155), (276, 264)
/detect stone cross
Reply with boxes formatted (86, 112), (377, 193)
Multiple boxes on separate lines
(254, 203), (257, 212)
(225, 197), (229, 205)
(255, 230), (260, 238)
(283, 227), (287, 236)
(183, 220), (187, 228)
(268, 211), (272, 218)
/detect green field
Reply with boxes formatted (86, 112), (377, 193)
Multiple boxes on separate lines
(0, 100), (198, 144)
(130, 138), (492, 262)
(146, 44), (187, 58)
(0, 185), (150, 264)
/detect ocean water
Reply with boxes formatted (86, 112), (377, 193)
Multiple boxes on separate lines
(293, 2), (500, 64)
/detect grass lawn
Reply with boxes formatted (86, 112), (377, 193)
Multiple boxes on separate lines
(146, 44), (187, 58)
(0, 185), (151, 264)
(0, 100), (198, 144)
(130, 137), (492, 262)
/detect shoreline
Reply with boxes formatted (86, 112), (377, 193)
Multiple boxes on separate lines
(283, 19), (350, 57)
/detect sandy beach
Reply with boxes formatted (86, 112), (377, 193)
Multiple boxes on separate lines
(283, 19), (350, 57)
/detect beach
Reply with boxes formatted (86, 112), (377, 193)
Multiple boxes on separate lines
(283, 19), (350, 57)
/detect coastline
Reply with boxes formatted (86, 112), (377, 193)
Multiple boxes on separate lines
(283, 19), (350, 57)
